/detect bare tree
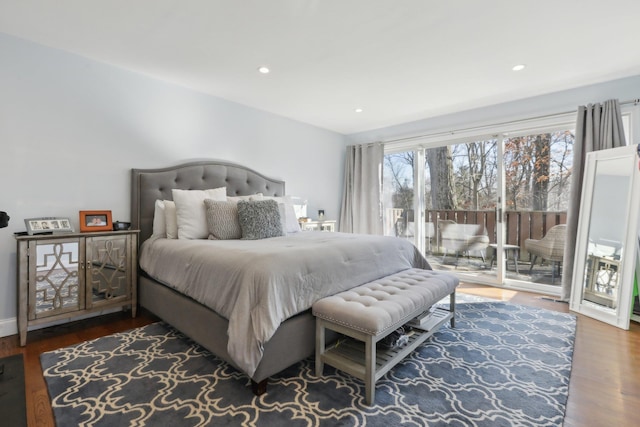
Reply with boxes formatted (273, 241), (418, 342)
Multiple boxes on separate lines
(532, 134), (551, 210)
(481, 142), (498, 208)
(384, 130), (573, 232)
(427, 146), (458, 210)
(548, 131), (574, 210)
(384, 153), (414, 211)
(503, 132), (572, 211)
(504, 136), (534, 210)
(467, 143), (481, 209)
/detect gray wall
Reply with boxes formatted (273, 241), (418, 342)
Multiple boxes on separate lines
(0, 33), (346, 335)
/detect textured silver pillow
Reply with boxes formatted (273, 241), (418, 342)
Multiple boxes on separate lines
(237, 199), (284, 240)
(204, 199), (242, 240)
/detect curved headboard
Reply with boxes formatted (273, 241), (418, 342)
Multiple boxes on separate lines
(131, 160), (285, 243)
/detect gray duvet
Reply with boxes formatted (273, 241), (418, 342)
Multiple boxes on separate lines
(139, 232), (430, 377)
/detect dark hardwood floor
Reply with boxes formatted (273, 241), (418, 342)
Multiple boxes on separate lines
(1, 284), (638, 426)
(0, 311), (158, 427)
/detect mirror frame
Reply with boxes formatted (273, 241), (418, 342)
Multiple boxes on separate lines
(570, 144), (640, 329)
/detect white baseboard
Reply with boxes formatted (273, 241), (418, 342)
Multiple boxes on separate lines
(0, 317), (18, 338)
(0, 307), (123, 339)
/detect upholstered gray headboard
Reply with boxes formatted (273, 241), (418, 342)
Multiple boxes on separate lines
(131, 160), (285, 243)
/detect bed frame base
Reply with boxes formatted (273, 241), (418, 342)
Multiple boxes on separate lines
(139, 275), (328, 390)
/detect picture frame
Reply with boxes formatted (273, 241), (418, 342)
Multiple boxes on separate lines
(79, 210), (113, 232)
(24, 217), (74, 235)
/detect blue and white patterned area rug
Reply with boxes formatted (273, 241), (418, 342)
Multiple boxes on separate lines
(41, 302), (575, 427)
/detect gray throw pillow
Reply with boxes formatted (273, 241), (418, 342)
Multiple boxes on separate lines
(237, 199), (284, 240)
(204, 199), (242, 240)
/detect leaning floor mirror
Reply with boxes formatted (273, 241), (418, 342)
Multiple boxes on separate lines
(570, 144), (640, 329)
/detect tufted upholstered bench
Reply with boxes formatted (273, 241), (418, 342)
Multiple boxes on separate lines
(313, 268), (459, 404)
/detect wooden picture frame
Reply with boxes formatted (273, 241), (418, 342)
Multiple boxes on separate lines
(79, 210), (113, 232)
(24, 217), (74, 235)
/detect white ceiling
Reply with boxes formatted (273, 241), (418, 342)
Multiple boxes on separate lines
(1, 0), (640, 135)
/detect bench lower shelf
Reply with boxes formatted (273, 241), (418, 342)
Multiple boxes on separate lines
(317, 307), (454, 404)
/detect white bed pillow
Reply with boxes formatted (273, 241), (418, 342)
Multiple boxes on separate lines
(152, 199), (167, 238)
(264, 195), (301, 233)
(172, 187), (227, 239)
(163, 200), (178, 239)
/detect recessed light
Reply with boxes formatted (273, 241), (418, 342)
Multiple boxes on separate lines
(258, 66), (270, 74)
(355, 108), (363, 113)
(512, 64), (526, 71)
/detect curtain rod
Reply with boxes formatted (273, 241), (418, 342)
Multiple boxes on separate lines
(381, 98), (639, 145)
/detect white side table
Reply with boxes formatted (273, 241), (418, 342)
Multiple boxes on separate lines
(488, 243), (520, 274)
(300, 220), (336, 232)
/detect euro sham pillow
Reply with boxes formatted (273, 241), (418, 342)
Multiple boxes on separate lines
(237, 199), (284, 240)
(163, 200), (178, 239)
(172, 187), (227, 239)
(152, 199), (167, 238)
(204, 199), (242, 240)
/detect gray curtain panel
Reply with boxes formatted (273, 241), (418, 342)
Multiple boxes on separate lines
(560, 99), (626, 301)
(339, 143), (384, 234)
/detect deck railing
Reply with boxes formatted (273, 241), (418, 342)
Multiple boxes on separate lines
(387, 208), (567, 260)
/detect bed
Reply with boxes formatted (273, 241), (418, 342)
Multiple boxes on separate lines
(131, 160), (431, 393)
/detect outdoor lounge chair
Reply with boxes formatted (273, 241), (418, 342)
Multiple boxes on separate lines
(524, 224), (566, 283)
(439, 220), (489, 264)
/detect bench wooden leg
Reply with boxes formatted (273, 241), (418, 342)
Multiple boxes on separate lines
(450, 292), (456, 328)
(315, 319), (325, 377)
(365, 336), (375, 405)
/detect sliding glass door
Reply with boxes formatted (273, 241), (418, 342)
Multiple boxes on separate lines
(383, 141), (499, 281)
(383, 150), (414, 238)
(425, 141), (499, 280)
(502, 131), (573, 290)
(383, 127), (575, 293)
